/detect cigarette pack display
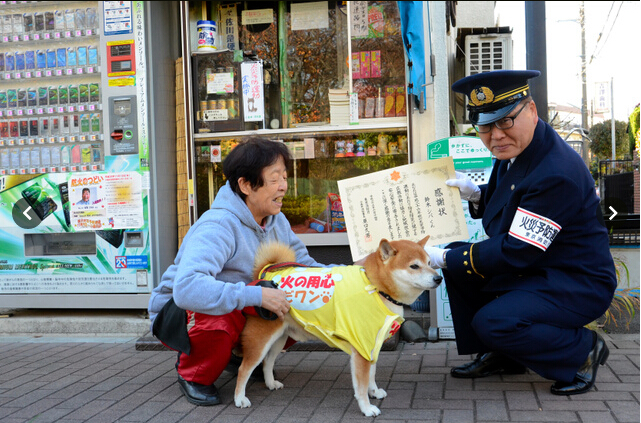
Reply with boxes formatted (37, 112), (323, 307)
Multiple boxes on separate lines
(23, 13), (33, 33)
(87, 46), (97, 65)
(3, 16), (12, 35)
(395, 85), (406, 117)
(71, 144), (81, 163)
(79, 84), (88, 103)
(50, 145), (60, 164)
(57, 182), (70, 225)
(57, 48), (66, 67)
(39, 117), (50, 136)
(25, 50), (35, 69)
(40, 146), (51, 166)
(30, 147), (40, 166)
(60, 115), (70, 134)
(0, 53), (4, 72)
(17, 89), (27, 107)
(15, 52), (25, 70)
(51, 117), (59, 135)
(21, 183), (57, 221)
(36, 50), (46, 69)
(29, 119), (38, 136)
(54, 11), (65, 31)
(10, 121), (19, 137)
(58, 85), (68, 104)
(60, 145), (70, 164)
(86, 8), (97, 29)
(46, 49), (56, 68)
(64, 10), (75, 30)
(41, 146), (51, 166)
(68, 85), (78, 103)
(10, 149), (20, 168)
(34, 12), (45, 32)
(360, 51), (371, 78)
(7, 90), (16, 108)
(13, 14), (23, 34)
(89, 83), (99, 102)
(19, 119), (29, 137)
(45, 11), (55, 31)
(20, 147), (29, 167)
(80, 114), (90, 132)
(48, 86), (58, 105)
(5, 53), (14, 71)
(351, 52), (360, 79)
(70, 114), (80, 133)
(38, 86), (48, 106)
(74, 9), (86, 30)
(90, 114), (100, 132)
(67, 47), (76, 66)
(77, 47), (87, 66)
(0, 121), (7, 138)
(0, 150), (8, 169)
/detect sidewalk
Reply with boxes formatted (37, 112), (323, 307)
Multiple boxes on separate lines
(0, 332), (638, 423)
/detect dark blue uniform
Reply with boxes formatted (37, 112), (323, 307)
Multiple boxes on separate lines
(443, 119), (616, 383)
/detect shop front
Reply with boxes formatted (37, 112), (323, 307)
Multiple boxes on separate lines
(179, 1), (445, 260)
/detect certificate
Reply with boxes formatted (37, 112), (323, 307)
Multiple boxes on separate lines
(338, 157), (469, 261)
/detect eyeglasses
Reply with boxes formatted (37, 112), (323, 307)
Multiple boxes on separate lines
(473, 100), (531, 133)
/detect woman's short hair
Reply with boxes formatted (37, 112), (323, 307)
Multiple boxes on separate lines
(223, 137), (291, 200)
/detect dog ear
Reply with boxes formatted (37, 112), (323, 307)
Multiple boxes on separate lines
(417, 235), (430, 247)
(378, 239), (397, 261)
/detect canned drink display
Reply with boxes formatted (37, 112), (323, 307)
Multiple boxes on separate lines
(227, 99), (238, 119)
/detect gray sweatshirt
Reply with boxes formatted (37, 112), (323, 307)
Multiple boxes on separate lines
(148, 181), (324, 324)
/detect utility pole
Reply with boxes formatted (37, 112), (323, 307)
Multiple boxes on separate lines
(580, 2), (588, 133)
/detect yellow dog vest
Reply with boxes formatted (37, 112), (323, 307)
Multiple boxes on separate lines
(260, 264), (403, 362)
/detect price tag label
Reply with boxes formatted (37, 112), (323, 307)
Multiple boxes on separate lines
(4, 73), (10, 80)
(26, 109), (33, 115)
(34, 33), (41, 40)
(54, 32), (61, 39)
(76, 67), (84, 74)
(45, 70), (53, 77)
(66, 68), (73, 75)
(46, 107), (54, 114)
(77, 105), (84, 112)
(16, 109), (23, 116)
(35, 70), (42, 77)
(88, 104), (96, 111)
(86, 29), (93, 36)
(15, 72), (21, 79)
(86, 67), (94, 74)
(25, 71), (32, 78)
(55, 69), (63, 76)
(75, 30), (82, 37)
(68, 106), (75, 112)
(23, 34), (30, 41)
(37, 108), (44, 114)
(6, 110), (13, 116)
(64, 31), (71, 38)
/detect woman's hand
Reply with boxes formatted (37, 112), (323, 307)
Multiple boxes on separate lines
(260, 287), (291, 320)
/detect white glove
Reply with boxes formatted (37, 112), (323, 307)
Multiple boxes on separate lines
(446, 171), (481, 203)
(424, 245), (449, 269)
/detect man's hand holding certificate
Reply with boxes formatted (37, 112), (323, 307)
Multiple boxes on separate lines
(337, 157), (468, 261)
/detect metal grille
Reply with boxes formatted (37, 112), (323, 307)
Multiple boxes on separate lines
(467, 40), (506, 75)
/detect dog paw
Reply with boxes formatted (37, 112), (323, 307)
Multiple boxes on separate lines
(234, 396), (251, 408)
(361, 404), (381, 417)
(369, 387), (387, 399)
(266, 380), (284, 391)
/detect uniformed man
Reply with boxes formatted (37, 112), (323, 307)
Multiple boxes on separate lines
(425, 70), (616, 395)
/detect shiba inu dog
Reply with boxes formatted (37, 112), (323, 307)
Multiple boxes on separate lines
(234, 236), (442, 417)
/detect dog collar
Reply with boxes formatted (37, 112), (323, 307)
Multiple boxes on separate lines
(379, 291), (409, 307)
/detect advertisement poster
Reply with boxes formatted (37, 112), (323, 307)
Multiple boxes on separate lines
(240, 61), (264, 122)
(337, 157), (468, 261)
(0, 170), (150, 294)
(70, 172), (143, 230)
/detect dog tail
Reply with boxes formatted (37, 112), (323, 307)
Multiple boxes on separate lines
(253, 242), (297, 280)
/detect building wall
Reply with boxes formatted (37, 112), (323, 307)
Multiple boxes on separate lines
(456, 1), (496, 28)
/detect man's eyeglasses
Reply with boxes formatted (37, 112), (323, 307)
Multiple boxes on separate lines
(473, 100), (531, 133)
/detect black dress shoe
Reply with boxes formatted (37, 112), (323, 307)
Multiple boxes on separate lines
(177, 375), (221, 406)
(451, 352), (527, 378)
(550, 332), (609, 396)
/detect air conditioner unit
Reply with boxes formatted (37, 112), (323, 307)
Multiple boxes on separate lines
(463, 33), (513, 122)
(465, 33), (513, 76)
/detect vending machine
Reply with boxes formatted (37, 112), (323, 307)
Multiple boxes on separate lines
(0, 2), (179, 308)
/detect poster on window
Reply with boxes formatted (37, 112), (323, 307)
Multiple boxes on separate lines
(240, 61), (265, 122)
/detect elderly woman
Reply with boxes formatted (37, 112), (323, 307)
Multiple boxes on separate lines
(148, 137), (327, 406)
